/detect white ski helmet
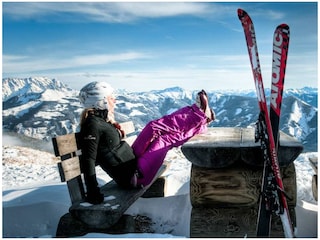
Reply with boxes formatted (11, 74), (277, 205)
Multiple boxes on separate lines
(79, 81), (114, 109)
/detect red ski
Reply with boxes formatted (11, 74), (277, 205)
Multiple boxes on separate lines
(238, 9), (294, 238)
(270, 24), (290, 148)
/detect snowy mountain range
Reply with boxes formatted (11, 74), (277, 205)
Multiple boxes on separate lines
(2, 77), (318, 152)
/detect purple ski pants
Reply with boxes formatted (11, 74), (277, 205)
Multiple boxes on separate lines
(131, 104), (208, 187)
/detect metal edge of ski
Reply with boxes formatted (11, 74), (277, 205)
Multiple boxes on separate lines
(270, 24), (290, 149)
(237, 8), (295, 238)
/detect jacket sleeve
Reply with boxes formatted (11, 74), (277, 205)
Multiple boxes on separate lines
(80, 120), (101, 177)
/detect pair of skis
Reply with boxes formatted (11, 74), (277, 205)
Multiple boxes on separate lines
(238, 9), (294, 237)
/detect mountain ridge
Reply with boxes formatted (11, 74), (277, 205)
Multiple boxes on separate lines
(2, 77), (318, 152)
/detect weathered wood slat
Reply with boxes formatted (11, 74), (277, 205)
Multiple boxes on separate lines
(190, 162), (297, 208)
(60, 157), (82, 182)
(52, 133), (78, 157)
(67, 177), (86, 204)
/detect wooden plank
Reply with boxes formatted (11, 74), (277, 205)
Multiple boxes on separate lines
(142, 177), (166, 198)
(61, 157), (82, 182)
(67, 177), (86, 204)
(69, 163), (168, 229)
(53, 133), (78, 156)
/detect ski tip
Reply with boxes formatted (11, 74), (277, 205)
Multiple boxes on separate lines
(275, 23), (290, 38)
(276, 23), (290, 30)
(238, 8), (251, 21)
(237, 8), (246, 19)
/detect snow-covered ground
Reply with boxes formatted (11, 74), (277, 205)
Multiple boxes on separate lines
(2, 143), (318, 238)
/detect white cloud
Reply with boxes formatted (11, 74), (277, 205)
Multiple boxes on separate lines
(3, 50), (317, 92)
(3, 2), (215, 23)
(251, 9), (286, 21)
(71, 52), (151, 66)
(2, 51), (151, 73)
(111, 2), (211, 18)
(52, 67), (256, 92)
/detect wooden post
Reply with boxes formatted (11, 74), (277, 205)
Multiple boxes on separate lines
(189, 162), (297, 237)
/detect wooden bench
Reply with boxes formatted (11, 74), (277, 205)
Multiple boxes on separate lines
(52, 121), (168, 235)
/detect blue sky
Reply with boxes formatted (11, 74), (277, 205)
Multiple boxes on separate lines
(2, 2), (318, 92)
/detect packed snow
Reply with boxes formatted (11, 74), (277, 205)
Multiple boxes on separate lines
(2, 137), (318, 238)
